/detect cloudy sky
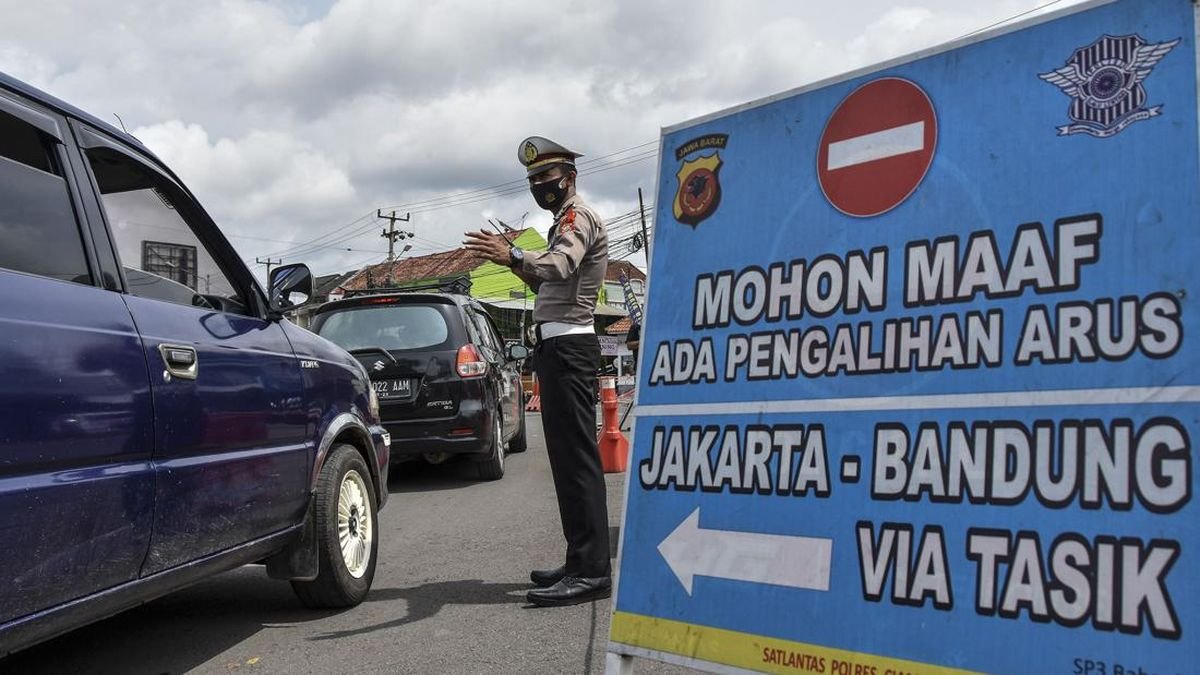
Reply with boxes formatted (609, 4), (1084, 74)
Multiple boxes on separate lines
(1, 0), (1084, 279)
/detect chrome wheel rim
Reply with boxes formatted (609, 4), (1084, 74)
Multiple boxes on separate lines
(337, 469), (373, 579)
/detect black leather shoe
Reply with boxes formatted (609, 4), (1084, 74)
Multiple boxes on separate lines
(526, 576), (612, 607)
(530, 565), (567, 588)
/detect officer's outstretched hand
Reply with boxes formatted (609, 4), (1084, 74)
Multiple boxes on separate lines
(463, 231), (512, 266)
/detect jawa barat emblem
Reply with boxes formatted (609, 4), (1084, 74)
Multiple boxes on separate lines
(673, 134), (728, 227)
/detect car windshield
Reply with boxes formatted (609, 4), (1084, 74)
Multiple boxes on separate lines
(315, 304), (450, 352)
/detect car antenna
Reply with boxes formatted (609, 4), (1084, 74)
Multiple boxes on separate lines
(113, 113), (129, 134)
(487, 219), (515, 245)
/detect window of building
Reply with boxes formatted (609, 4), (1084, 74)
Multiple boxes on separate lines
(604, 282), (626, 308)
(0, 110), (91, 284)
(142, 241), (197, 289)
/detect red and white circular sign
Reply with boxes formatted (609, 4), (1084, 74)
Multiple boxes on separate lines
(817, 77), (937, 218)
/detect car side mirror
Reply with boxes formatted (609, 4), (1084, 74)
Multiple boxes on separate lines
(268, 263), (314, 317)
(506, 343), (530, 361)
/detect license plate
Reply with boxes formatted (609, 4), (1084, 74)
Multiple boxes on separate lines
(372, 378), (413, 400)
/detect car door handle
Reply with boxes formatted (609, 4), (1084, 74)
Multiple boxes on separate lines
(159, 344), (198, 380)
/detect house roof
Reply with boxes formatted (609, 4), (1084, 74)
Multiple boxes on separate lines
(340, 249), (477, 292)
(606, 317), (633, 335)
(313, 271), (357, 298)
(606, 259), (646, 283)
(338, 229), (536, 292)
(334, 228), (641, 297)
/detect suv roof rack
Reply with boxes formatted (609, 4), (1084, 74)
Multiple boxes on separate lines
(344, 276), (472, 298)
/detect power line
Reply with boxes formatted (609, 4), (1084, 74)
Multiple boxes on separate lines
(259, 210), (378, 259)
(255, 256), (282, 278)
(384, 150), (658, 214)
(277, 195), (650, 285)
(311, 250), (388, 277)
(332, 204), (647, 270)
(262, 153), (655, 260)
(378, 210), (413, 262)
(955, 0), (1068, 40)
(260, 142), (659, 261)
(374, 141), (657, 213)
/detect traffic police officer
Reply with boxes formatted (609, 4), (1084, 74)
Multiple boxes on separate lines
(463, 136), (611, 607)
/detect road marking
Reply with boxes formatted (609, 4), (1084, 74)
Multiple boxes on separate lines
(658, 508), (832, 595)
(826, 121), (926, 170)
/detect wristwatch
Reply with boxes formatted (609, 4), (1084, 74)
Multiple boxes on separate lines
(508, 246), (524, 268)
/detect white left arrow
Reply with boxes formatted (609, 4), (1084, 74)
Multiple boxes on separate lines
(657, 508), (833, 596)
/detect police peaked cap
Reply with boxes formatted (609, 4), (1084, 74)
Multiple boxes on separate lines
(518, 136), (583, 177)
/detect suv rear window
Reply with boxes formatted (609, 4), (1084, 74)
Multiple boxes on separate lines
(315, 304), (450, 352)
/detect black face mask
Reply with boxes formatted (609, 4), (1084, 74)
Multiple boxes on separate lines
(530, 176), (567, 211)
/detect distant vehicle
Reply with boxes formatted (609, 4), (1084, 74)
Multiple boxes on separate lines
(311, 284), (528, 480)
(0, 70), (390, 655)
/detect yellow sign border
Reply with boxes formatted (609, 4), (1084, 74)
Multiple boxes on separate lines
(610, 611), (978, 675)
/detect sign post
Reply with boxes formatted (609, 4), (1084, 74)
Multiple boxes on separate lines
(609, 1), (1200, 673)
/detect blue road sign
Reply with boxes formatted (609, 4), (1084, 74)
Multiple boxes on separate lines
(610, 1), (1199, 673)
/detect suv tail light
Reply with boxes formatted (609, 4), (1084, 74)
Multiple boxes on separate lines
(456, 344), (488, 378)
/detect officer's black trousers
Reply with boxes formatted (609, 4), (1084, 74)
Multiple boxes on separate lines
(534, 334), (611, 578)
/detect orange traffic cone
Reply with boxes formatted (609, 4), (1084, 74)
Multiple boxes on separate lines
(525, 375), (541, 412)
(598, 376), (629, 473)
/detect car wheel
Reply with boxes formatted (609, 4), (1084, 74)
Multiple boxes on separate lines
(508, 406), (527, 453)
(291, 444), (378, 608)
(475, 412), (505, 480)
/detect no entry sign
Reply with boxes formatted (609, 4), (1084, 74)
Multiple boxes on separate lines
(817, 77), (937, 217)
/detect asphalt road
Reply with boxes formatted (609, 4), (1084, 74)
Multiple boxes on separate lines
(1, 414), (687, 675)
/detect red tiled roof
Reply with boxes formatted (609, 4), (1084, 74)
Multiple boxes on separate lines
(336, 228), (641, 293)
(340, 228), (536, 291)
(606, 317), (633, 335)
(606, 259), (646, 283)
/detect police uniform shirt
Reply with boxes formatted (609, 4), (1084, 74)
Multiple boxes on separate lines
(517, 194), (608, 326)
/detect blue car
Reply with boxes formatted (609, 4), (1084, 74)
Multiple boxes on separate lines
(0, 71), (390, 655)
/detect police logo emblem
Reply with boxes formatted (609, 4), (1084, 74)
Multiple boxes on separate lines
(522, 141), (539, 164)
(1039, 34), (1180, 138)
(673, 134), (728, 227)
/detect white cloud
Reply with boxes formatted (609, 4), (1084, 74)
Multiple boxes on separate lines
(133, 120), (358, 256)
(0, 0), (1090, 276)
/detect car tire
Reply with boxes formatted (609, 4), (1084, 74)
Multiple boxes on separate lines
(475, 412), (505, 481)
(508, 406), (528, 453)
(291, 444), (378, 608)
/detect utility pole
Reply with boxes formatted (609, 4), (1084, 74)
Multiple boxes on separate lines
(378, 210), (412, 261)
(637, 188), (651, 261)
(255, 257), (282, 278)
